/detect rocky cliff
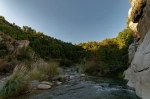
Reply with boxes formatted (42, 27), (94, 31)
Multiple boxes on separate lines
(0, 32), (47, 73)
(124, 0), (150, 99)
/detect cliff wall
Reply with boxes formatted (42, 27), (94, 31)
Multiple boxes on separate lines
(125, 0), (150, 99)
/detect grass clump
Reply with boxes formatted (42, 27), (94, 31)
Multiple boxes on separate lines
(0, 64), (29, 98)
(28, 62), (59, 81)
(0, 62), (59, 98)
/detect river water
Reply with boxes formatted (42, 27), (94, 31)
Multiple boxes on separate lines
(16, 71), (140, 99)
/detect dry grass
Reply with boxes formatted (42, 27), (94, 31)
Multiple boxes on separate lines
(26, 62), (59, 81)
(0, 64), (29, 98)
(0, 62), (59, 98)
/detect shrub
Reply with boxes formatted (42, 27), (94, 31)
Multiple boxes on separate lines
(0, 43), (8, 58)
(59, 59), (73, 67)
(27, 68), (48, 81)
(28, 62), (59, 81)
(16, 47), (32, 61)
(0, 61), (59, 98)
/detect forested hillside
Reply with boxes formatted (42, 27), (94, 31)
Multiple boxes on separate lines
(78, 29), (133, 76)
(0, 16), (87, 64)
(0, 16), (133, 76)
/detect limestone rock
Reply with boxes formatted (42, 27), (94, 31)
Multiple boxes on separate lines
(15, 40), (29, 49)
(37, 84), (51, 90)
(130, 0), (145, 23)
(29, 80), (40, 90)
(125, 1), (150, 98)
(41, 81), (53, 86)
(125, 30), (150, 98)
(129, 22), (139, 37)
(128, 43), (136, 63)
(137, 5), (150, 39)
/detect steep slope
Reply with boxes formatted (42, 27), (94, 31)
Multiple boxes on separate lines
(124, 0), (150, 98)
(0, 32), (48, 73)
(0, 16), (86, 64)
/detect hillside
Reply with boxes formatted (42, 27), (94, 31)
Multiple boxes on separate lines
(0, 16), (86, 63)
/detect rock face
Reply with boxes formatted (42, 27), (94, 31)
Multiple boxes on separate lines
(0, 33), (30, 54)
(0, 33), (30, 73)
(125, 0), (150, 99)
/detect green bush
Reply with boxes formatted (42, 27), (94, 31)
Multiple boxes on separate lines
(16, 47), (32, 61)
(59, 59), (73, 67)
(28, 62), (59, 81)
(0, 65), (29, 98)
(0, 61), (59, 98)
(0, 43), (8, 58)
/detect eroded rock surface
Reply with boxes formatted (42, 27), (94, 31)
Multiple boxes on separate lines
(125, 0), (150, 98)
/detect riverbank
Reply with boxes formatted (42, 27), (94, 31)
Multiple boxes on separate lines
(12, 68), (140, 99)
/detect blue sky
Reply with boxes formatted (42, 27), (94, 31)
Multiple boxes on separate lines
(0, 0), (130, 44)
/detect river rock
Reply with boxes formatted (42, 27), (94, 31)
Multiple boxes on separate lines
(80, 74), (85, 77)
(57, 81), (62, 85)
(41, 81), (53, 86)
(37, 84), (51, 90)
(70, 75), (74, 79)
(29, 80), (40, 90)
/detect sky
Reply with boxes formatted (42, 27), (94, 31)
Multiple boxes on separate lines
(0, 0), (130, 44)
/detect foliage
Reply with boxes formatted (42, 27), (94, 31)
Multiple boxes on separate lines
(0, 42), (8, 58)
(59, 59), (74, 67)
(0, 16), (86, 63)
(0, 61), (59, 98)
(78, 28), (133, 77)
(16, 47), (32, 61)
(0, 65), (29, 98)
(27, 62), (59, 81)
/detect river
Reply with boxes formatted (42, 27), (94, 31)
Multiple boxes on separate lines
(15, 70), (140, 99)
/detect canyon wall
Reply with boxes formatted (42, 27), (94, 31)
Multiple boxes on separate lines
(124, 0), (150, 99)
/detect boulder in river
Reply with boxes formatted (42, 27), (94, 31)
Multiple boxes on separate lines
(37, 84), (51, 90)
(41, 81), (53, 86)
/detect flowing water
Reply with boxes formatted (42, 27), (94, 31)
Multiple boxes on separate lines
(15, 71), (140, 99)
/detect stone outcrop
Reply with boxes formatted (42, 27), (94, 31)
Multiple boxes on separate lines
(0, 33), (30, 73)
(125, 0), (150, 99)
(0, 33), (29, 54)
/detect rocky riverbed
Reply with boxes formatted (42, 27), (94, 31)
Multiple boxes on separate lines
(12, 68), (140, 99)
